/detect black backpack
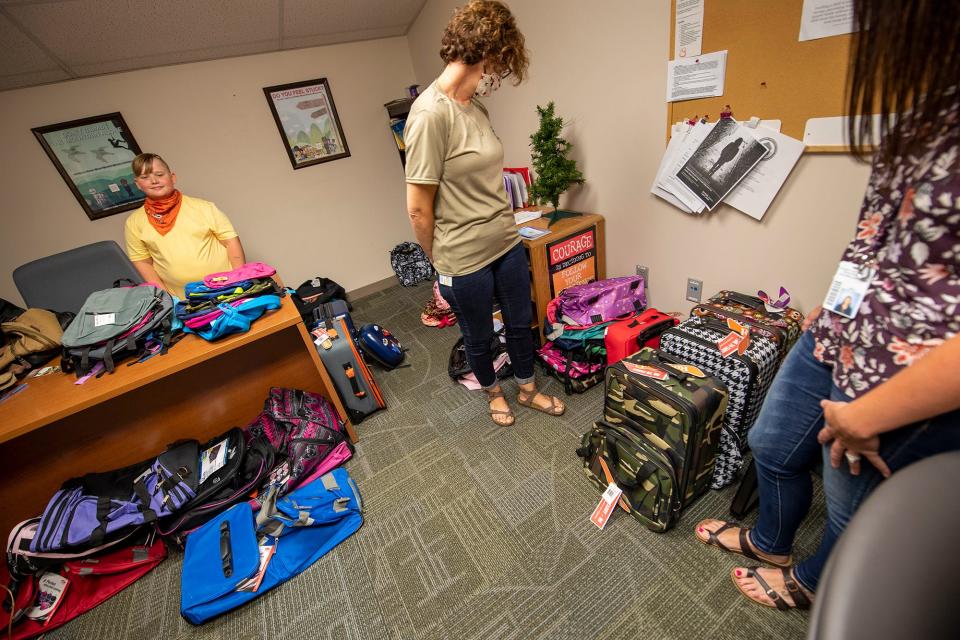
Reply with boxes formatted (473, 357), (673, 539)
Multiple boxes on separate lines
(157, 428), (274, 544)
(390, 242), (434, 287)
(447, 331), (514, 382)
(0, 297), (25, 325)
(293, 277), (349, 321)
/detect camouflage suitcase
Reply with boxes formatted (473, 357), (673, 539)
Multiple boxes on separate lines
(692, 290), (804, 357)
(659, 316), (781, 489)
(576, 420), (680, 532)
(604, 348), (727, 507)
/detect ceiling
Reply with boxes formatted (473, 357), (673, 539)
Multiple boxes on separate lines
(0, 0), (428, 92)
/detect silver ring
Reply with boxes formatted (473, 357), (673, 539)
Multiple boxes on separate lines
(845, 452), (861, 464)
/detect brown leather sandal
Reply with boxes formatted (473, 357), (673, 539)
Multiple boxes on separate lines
(516, 389), (566, 416)
(486, 389), (515, 427)
(730, 567), (813, 611)
(694, 519), (793, 568)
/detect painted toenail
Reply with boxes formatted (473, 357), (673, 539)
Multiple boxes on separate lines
(735, 570), (742, 577)
(698, 527), (703, 532)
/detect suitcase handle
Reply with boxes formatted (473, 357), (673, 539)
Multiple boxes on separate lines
(603, 432), (658, 489)
(219, 521), (233, 578)
(719, 291), (765, 310)
(693, 315), (748, 336)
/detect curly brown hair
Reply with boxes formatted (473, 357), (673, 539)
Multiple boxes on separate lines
(440, 1), (529, 83)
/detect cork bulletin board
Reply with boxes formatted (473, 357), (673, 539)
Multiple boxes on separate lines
(668, 0), (855, 152)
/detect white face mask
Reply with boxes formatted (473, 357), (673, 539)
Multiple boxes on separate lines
(473, 72), (503, 98)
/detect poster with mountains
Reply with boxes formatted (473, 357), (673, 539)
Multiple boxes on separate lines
(264, 78), (351, 169)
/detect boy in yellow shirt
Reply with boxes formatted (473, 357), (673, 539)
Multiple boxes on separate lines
(124, 153), (246, 297)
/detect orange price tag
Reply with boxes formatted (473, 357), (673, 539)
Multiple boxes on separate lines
(623, 362), (669, 380)
(716, 331), (743, 357)
(666, 363), (706, 377)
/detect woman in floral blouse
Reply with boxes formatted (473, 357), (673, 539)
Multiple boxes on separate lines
(695, 0), (960, 611)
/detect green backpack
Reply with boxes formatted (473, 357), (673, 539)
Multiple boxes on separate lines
(577, 420), (680, 533)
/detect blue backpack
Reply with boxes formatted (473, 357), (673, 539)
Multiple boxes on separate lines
(180, 467), (362, 624)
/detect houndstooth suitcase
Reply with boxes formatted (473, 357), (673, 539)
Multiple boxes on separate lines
(692, 290), (804, 358)
(658, 316), (780, 488)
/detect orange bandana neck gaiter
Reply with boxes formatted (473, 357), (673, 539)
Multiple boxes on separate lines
(144, 190), (183, 236)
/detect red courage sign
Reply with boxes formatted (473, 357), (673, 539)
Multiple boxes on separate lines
(547, 227), (597, 297)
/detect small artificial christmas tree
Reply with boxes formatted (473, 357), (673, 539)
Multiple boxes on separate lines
(528, 102), (585, 225)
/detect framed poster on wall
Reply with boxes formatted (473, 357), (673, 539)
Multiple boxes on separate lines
(547, 227), (598, 297)
(31, 112), (145, 221)
(263, 77), (351, 170)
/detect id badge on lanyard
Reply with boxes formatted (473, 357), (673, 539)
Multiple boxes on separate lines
(824, 261), (876, 319)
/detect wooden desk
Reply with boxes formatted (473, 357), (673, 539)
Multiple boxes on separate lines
(0, 295), (355, 537)
(520, 211), (606, 341)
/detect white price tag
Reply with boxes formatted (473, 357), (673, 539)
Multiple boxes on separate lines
(590, 482), (623, 530)
(93, 313), (116, 327)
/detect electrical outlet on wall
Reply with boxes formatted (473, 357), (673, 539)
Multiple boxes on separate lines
(686, 278), (703, 303)
(635, 264), (649, 285)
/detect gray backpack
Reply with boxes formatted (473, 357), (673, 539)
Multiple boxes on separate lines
(61, 285), (174, 376)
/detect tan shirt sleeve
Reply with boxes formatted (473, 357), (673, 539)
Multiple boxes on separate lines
(404, 108), (447, 185)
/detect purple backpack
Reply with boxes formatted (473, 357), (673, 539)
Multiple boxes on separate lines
(30, 440), (200, 553)
(556, 276), (647, 326)
(245, 388), (352, 500)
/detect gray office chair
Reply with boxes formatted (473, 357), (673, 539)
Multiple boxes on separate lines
(808, 450), (960, 640)
(13, 240), (143, 314)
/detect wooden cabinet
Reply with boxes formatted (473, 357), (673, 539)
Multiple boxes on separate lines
(520, 211), (606, 341)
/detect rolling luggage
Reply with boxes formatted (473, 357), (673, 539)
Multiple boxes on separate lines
(310, 306), (385, 424)
(603, 348), (728, 507)
(576, 420), (681, 532)
(603, 308), (677, 365)
(692, 290), (804, 358)
(659, 315), (780, 488)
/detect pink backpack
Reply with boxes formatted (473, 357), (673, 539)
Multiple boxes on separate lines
(203, 262), (276, 288)
(537, 341), (604, 378)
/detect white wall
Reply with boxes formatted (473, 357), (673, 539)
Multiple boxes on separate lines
(0, 37), (417, 304)
(407, 0), (872, 314)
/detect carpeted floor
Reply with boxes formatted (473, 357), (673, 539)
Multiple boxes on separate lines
(50, 284), (825, 639)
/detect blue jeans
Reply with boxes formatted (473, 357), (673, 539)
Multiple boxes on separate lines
(438, 242), (536, 389)
(747, 331), (960, 592)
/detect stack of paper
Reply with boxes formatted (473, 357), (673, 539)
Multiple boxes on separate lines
(651, 117), (805, 220)
(503, 169), (529, 209)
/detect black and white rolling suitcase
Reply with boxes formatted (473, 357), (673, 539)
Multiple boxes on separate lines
(658, 315), (780, 488)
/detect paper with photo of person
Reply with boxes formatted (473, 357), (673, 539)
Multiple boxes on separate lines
(658, 120), (713, 213)
(674, 118), (769, 211)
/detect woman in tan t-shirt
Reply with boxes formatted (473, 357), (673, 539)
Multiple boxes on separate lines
(404, 0), (564, 427)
